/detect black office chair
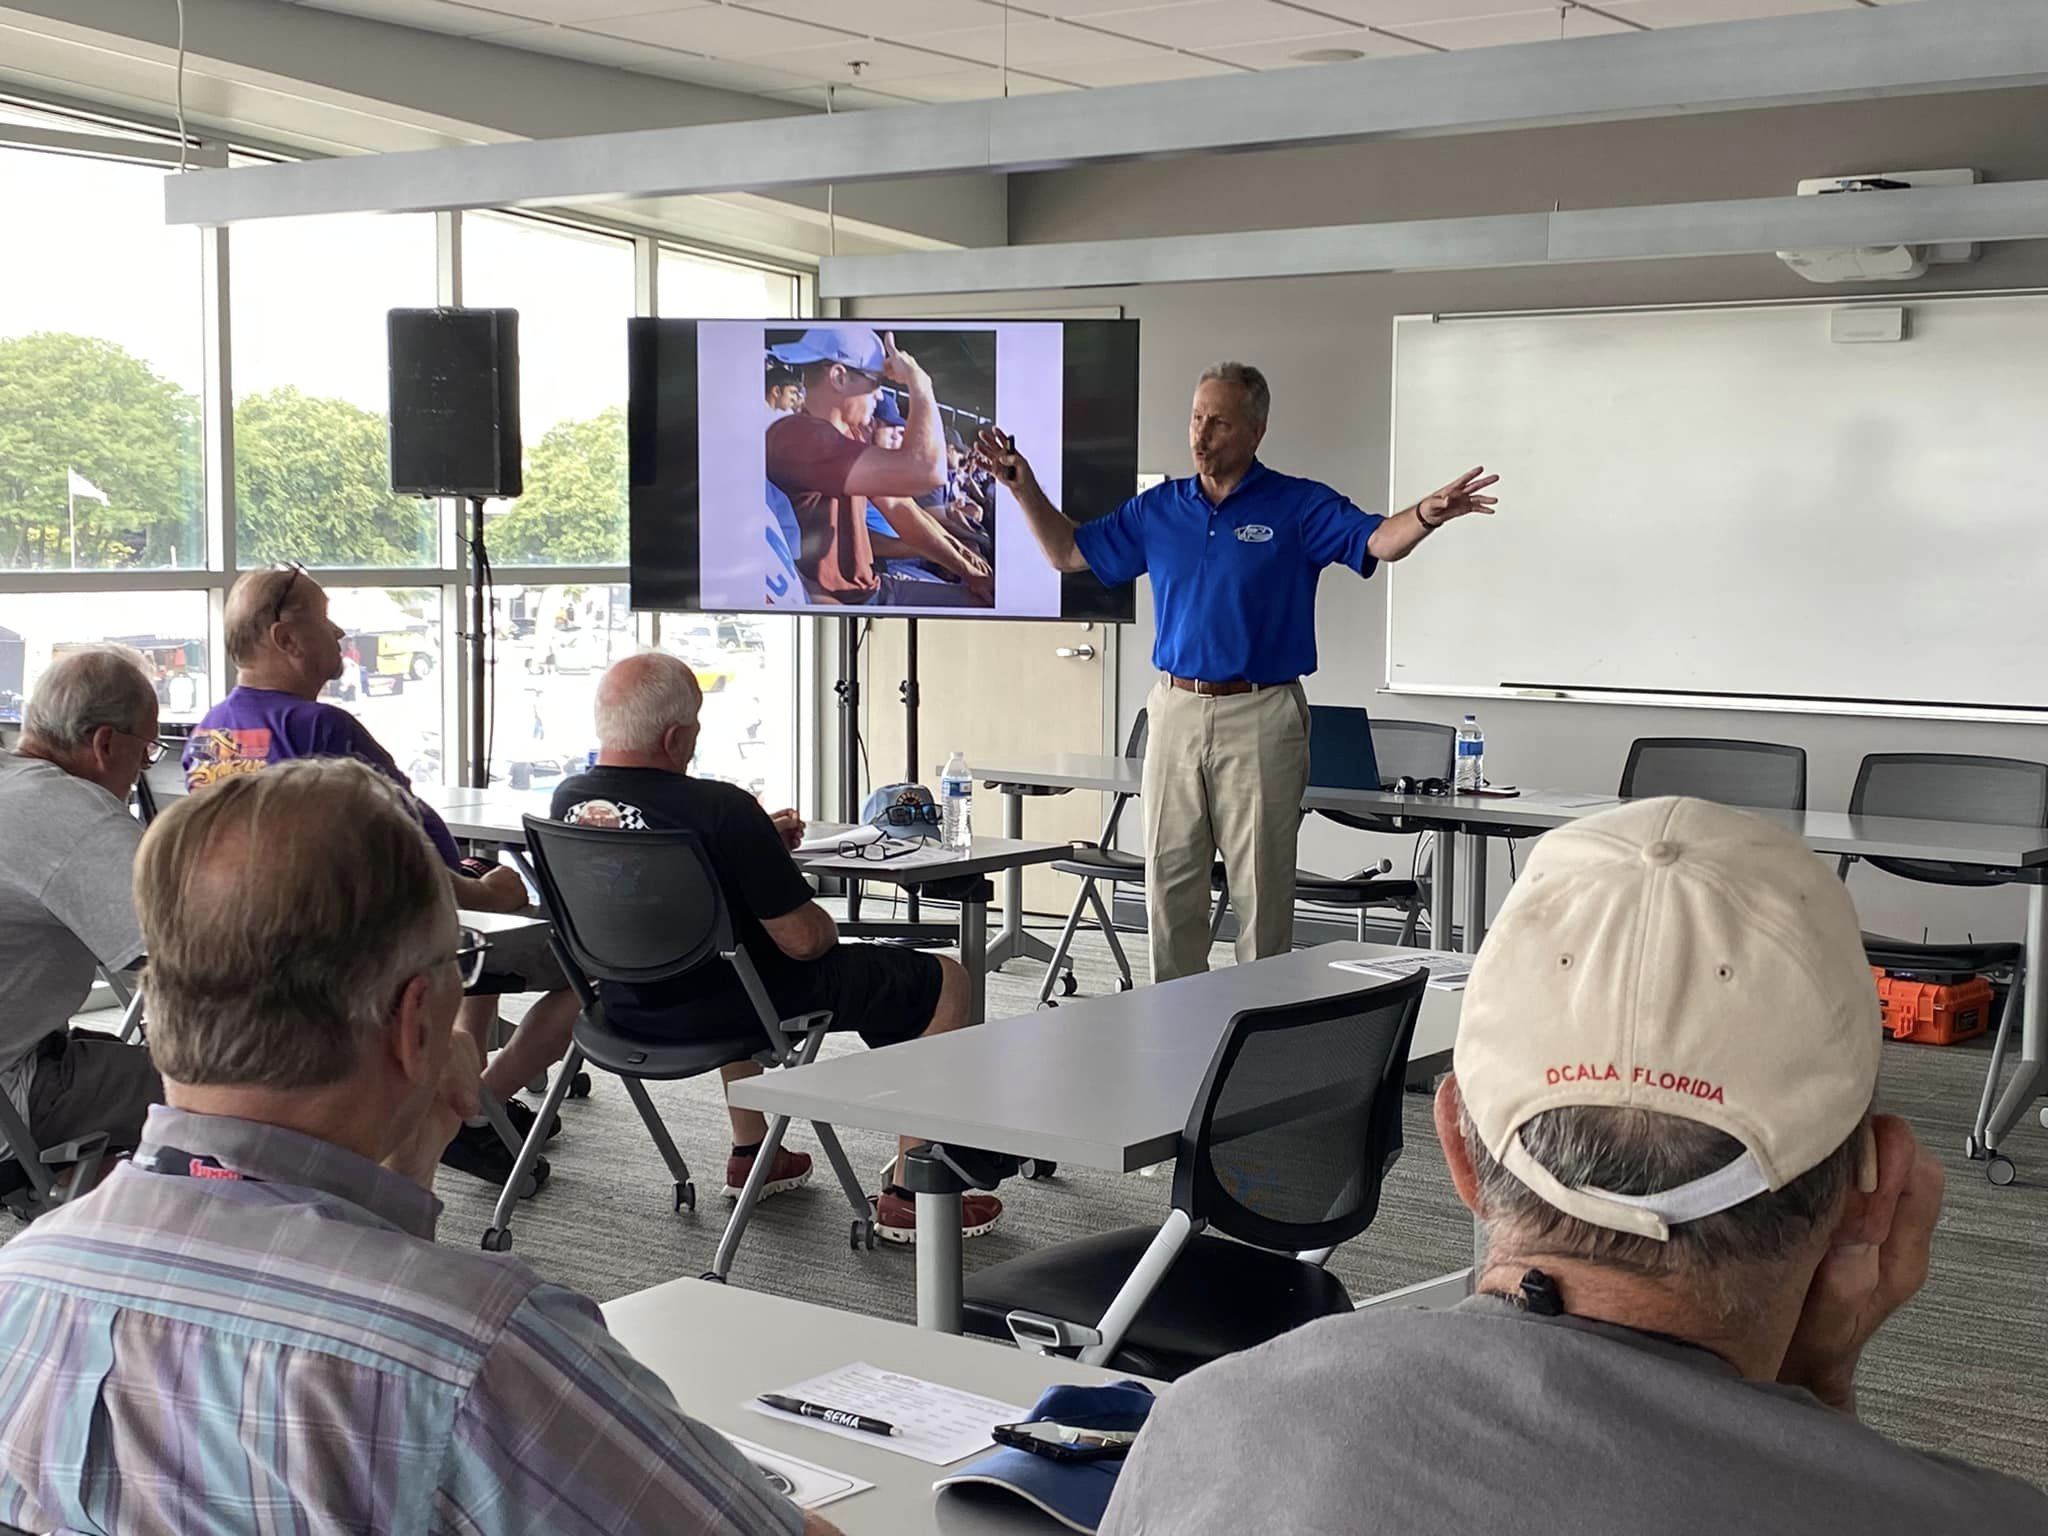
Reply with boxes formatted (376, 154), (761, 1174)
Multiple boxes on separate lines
(1280, 708), (1440, 945)
(1840, 753), (2048, 1186)
(962, 971), (1427, 1379)
(487, 816), (877, 1263)
(0, 1093), (112, 1226)
(1036, 711), (1227, 1004)
(1619, 737), (1808, 811)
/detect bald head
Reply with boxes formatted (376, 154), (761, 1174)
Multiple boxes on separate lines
(135, 758), (454, 1090)
(225, 566), (344, 697)
(595, 652), (702, 768)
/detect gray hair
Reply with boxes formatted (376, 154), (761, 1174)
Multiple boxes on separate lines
(1199, 361), (1271, 426)
(595, 651), (701, 752)
(1462, 1102), (1863, 1311)
(136, 758), (451, 1089)
(22, 644), (156, 750)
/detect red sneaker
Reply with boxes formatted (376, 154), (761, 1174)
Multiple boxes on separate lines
(724, 1146), (814, 1202)
(873, 1189), (1002, 1245)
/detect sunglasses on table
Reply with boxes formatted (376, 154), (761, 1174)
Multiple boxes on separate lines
(989, 1420), (1140, 1463)
(873, 802), (941, 828)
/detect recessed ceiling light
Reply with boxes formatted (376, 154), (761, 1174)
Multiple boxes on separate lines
(1292, 47), (1367, 63)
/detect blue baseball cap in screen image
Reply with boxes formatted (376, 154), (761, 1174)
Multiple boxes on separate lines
(872, 391), (907, 427)
(932, 1381), (1155, 1535)
(767, 325), (885, 374)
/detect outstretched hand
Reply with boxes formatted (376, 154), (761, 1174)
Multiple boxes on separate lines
(1777, 1115), (1944, 1414)
(1418, 466), (1500, 526)
(973, 426), (1032, 491)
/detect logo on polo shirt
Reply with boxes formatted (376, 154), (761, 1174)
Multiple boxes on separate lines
(1235, 524), (1274, 544)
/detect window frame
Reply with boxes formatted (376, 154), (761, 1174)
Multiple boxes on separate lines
(0, 92), (816, 807)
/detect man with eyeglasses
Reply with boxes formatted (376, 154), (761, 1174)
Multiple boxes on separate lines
(0, 645), (165, 1169)
(764, 325), (949, 605)
(0, 759), (827, 1536)
(183, 567), (583, 1192)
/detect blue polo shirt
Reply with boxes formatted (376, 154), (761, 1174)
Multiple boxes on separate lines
(1074, 460), (1383, 683)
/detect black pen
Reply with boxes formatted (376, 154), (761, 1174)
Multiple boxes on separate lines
(758, 1393), (901, 1438)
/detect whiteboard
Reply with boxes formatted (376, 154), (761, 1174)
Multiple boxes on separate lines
(1386, 296), (2048, 717)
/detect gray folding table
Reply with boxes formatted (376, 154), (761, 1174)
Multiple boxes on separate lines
(725, 942), (1464, 1332)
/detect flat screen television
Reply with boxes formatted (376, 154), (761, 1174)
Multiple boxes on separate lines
(629, 317), (1138, 622)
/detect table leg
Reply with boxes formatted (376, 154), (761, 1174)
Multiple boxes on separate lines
(1430, 826), (1457, 949)
(916, 1192), (965, 1332)
(984, 788), (1056, 972)
(1461, 831), (1490, 956)
(1984, 881), (2048, 1150)
(960, 894), (989, 1026)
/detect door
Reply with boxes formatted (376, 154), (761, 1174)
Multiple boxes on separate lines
(865, 617), (1113, 916)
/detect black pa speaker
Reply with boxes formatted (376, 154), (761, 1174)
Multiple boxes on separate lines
(387, 308), (522, 498)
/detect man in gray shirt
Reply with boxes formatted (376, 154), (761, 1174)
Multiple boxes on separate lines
(0, 647), (163, 1162)
(1102, 797), (2048, 1534)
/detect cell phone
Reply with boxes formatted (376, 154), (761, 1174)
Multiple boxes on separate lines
(990, 1421), (1139, 1462)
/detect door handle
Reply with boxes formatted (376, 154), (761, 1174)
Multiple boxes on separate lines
(1055, 645), (1097, 661)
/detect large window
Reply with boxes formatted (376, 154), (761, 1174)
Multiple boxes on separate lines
(0, 96), (810, 805)
(0, 135), (203, 572)
(230, 210), (440, 569)
(463, 214), (635, 567)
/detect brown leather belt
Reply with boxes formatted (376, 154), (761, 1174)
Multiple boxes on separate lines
(1167, 675), (1291, 697)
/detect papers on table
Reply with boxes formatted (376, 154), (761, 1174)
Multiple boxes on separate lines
(748, 1363), (1027, 1466)
(795, 823), (883, 855)
(796, 838), (966, 871)
(1330, 950), (1475, 990)
(723, 1435), (871, 1511)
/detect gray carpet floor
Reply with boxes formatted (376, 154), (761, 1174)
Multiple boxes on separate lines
(442, 924), (2048, 1492)
(48, 922), (2048, 1492)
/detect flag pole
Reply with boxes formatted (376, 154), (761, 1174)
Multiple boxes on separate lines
(67, 480), (76, 570)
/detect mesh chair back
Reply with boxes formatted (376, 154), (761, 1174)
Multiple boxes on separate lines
(521, 816), (733, 984)
(1317, 715), (1453, 835)
(1125, 708), (1149, 762)
(1619, 737), (1808, 812)
(1174, 971), (1425, 1253)
(1848, 754), (2048, 887)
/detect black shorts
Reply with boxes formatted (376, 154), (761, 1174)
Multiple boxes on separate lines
(619, 943), (945, 1051)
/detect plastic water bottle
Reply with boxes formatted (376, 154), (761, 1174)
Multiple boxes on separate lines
(940, 751), (974, 851)
(1455, 715), (1485, 793)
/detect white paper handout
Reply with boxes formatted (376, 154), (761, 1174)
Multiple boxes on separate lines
(794, 823), (883, 856)
(748, 1363), (1027, 1466)
(722, 1435), (871, 1511)
(1330, 950), (1475, 990)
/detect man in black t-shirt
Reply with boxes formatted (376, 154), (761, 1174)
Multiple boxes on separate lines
(550, 653), (1000, 1246)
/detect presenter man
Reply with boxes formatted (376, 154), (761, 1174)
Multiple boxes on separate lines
(981, 361), (1496, 981)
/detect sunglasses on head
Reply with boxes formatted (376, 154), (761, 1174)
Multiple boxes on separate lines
(270, 562), (307, 627)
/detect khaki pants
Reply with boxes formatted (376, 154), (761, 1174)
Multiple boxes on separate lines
(1141, 677), (1310, 983)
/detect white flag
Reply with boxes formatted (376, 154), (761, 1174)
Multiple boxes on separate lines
(67, 470), (110, 504)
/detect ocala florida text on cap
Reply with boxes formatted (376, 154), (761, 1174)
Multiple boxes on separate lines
(1454, 796), (1881, 1241)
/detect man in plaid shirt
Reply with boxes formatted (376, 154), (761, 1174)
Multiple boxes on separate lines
(0, 758), (829, 1536)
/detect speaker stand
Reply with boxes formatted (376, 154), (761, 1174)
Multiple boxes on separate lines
(466, 496), (490, 790)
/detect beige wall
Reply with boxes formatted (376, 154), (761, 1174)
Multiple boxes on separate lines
(882, 84), (2048, 937)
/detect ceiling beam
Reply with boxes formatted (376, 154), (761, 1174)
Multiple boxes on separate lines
(164, 0), (2048, 227)
(818, 180), (2048, 295)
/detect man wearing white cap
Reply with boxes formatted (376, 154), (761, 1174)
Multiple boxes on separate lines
(1102, 797), (2047, 1533)
(764, 326), (947, 605)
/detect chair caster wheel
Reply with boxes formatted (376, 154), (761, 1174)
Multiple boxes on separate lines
(1040, 998), (1059, 1010)
(1057, 972), (1079, 997)
(699, 1270), (727, 1284)
(1988, 1155), (2017, 1187)
(481, 1227), (512, 1252)
(1965, 1134), (1986, 1160)
(567, 1071), (593, 1100)
(852, 1219), (876, 1252)
(1021, 1159), (1058, 1181)
(1115, 977), (1134, 993)
(675, 1180), (696, 1213)
(517, 1159), (551, 1200)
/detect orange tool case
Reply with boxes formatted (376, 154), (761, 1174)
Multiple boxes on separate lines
(1871, 968), (1994, 1047)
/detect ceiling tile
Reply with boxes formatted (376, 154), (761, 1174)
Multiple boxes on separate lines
(1208, 26), (1432, 68)
(491, 21), (710, 68)
(1046, 49), (1243, 85)
(1085, 0), (1358, 49)
(880, 67), (1076, 100)
(586, 4), (851, 53)
(758, 82), (930, 108)
(451, 0), (677, 22)
(728, 0), (1012, 31)
(1601, 0), (1858, 25)
(998, 0), (1210, 13)
(918, 16), (1174, 67)
(293, 0), (537, 35)
(1386, 6), (1635, 48)
(1261, 0), (1561, 24)
(745, 32), (1003, 79)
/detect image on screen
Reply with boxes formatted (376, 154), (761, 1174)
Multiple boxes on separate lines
(629, 317), (1138, 622)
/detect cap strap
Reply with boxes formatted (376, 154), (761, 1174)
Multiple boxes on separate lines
(1502, 1136), (1776, 1241)
(1502, 1138), (1671, 1241)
